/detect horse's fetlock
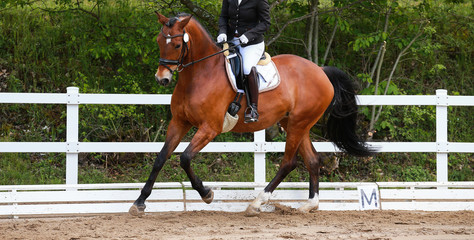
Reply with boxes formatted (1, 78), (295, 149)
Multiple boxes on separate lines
(134, 198), (146, 207)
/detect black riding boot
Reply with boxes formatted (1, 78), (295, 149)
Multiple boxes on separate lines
(244, 66), (259, 123)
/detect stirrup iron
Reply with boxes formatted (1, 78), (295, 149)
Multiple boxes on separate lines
(244, 105), (259, 123)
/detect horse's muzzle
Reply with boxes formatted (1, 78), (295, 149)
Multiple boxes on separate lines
(155, 75), (170, 86)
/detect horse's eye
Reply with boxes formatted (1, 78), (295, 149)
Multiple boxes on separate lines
(175, 44), (181, 49)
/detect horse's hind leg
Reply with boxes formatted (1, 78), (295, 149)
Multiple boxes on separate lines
(297, 134), (321, 213)
(245, 120), (302, 216)
(129, 119), (191, 216)
(180, 126), (220, 204)
(245, 153), (298, 216)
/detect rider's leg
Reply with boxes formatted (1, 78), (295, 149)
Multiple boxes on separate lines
(238, 40), (264, 123)
(244, 66), (259, 123)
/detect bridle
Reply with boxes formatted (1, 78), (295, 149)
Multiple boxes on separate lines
(158, 27), (241, 76)
(158, 29), (190, 75)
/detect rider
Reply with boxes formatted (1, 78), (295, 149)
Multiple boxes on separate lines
(217, 0), (271, 123)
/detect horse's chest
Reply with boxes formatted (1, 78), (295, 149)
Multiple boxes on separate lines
(170, 94), (206, 123)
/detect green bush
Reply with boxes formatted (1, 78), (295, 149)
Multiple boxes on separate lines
(0, 0), (472, 184)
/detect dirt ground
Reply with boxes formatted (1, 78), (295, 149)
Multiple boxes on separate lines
(1, 205), (473, 240)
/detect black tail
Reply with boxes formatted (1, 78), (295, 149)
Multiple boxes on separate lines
(323, 66), (375, 157)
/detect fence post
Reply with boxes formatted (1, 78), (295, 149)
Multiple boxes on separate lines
(436, 89), (448, 183)
(254, 130), (266, 189)
(66, 87), (80, 186)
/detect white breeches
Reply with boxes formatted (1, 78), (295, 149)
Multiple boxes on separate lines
(232, 37), (265, 75)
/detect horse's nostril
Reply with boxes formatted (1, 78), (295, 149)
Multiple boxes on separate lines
(159, 78), (170, 86)
(155, 73), (171, 86)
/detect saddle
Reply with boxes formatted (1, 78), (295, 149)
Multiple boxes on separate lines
(224, 43), (271, 91)
(221, 43), (280, 133)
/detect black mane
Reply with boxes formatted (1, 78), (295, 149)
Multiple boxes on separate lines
(165, 13), (192, 27)
(165, 12), (219, 48)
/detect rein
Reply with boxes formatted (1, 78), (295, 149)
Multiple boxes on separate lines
(159, 29), (241, 74)
(180, 42), (241, 68)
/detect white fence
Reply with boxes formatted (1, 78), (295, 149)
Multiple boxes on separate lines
(0, 88), (473, 217)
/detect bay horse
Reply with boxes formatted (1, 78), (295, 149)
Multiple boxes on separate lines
(129, 12), (374, 216)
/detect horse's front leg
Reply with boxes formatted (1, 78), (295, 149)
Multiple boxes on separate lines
(180, 126), (219, 204)
(129, 119), (191, 216)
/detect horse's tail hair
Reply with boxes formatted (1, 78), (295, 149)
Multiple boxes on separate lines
(322, 66), (375, 157)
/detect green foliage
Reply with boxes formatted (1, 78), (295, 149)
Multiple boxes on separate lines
(0, 0), (472, 184)
(351, 31), (388, 52)
(0, 151), (66, 185)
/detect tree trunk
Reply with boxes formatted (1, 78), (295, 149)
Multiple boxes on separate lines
(307, 0), (319, 63)
(368, 5), (392, 88)
(306, 1), (316, 61)
(369, 22), (425, 137)
(368, 41), (386, 136)
(312, 1), (319, 65)
(322, 17), (338, 66)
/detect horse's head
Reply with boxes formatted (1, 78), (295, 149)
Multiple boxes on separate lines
(154, 12), (192, 86)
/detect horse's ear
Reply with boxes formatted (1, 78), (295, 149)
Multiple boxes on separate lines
(155, 11), (169, 25)
(178, 15), (193, 29)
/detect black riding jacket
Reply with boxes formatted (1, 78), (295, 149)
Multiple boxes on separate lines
(218, 0), (271, 46)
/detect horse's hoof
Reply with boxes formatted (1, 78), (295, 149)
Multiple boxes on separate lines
(129, 204), (146, 217)
(202, 189), (214, 204)
(244, 205), (260, 217)
(297, 198), (319, 213)
(297, 205), (314, 213)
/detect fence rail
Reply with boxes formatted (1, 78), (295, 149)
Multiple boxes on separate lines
(0, 88), (473, 216)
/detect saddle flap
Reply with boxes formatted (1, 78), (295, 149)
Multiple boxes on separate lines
(227, 52), (244, 90)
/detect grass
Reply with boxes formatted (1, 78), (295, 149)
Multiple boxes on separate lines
(1, 149), (472, 186)
(0, 152), (66, 185)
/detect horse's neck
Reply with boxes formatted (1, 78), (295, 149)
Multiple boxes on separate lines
(186, 21), (222, 59)
(178, 53), (224, 86)
(188, 38), (221, 63)
(179, 24), (224, 85)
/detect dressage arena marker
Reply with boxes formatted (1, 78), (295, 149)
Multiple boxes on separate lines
(358, 184), (380, 210)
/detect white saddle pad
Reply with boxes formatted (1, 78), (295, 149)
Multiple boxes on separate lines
(225, 56), (280, 93)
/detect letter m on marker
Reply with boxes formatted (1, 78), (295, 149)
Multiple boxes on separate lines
(358, 185), (380, 210)
(361, 189), (377, 208)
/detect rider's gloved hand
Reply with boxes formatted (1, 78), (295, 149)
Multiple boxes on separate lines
(217, 33), (227, 43)
(239, 34), (249, 44)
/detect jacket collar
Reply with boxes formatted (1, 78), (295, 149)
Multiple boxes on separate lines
(237, 0), (250, 6)
(236, 0), (249, 5)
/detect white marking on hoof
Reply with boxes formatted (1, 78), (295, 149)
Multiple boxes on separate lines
(298, 195), (319, 213)
(244, 205), (260, 217)
(245, 191), (271, 216)
(129, 204), (145, 217)
(202, 189), (214, 204)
